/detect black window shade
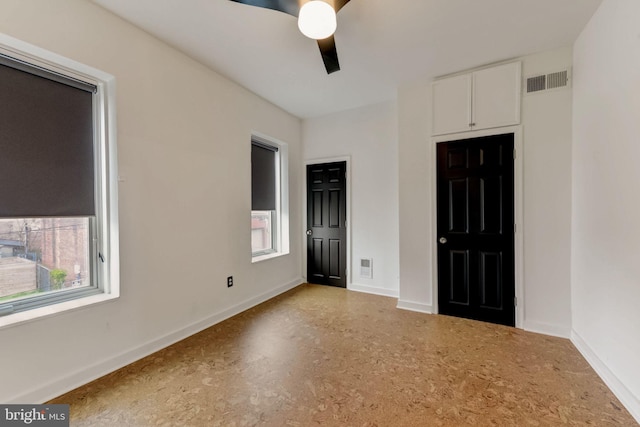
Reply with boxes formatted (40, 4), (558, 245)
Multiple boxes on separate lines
(251, 141), (278, 211)
(0, 55), (96, 217)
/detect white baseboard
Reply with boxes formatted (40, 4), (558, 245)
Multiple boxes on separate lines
(571, 330), (640, 424)
(12, 277), (304, 404)
(396, 299), (433, 314)
(348, 283), (399, 298)
(523, 320), (571, 339)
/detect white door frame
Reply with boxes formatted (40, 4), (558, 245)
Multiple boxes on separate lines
(431, 126), (524, 329)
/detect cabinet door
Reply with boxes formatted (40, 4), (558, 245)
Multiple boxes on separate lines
(472, 62), (521, 130)
(432, 74), (472, 135)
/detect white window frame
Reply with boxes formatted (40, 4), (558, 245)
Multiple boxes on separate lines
(0, 34), (119, 328)
(251, 210), (277, 256)
(251, 134), (289, 262)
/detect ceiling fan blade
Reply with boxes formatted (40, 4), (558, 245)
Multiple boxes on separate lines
(229, 0), (300, 17)
(317, 35), (340, 74)
(232, 0), (348, 74)
(332, 0), (351, 13)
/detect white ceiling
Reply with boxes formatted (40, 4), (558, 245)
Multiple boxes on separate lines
(91, 0), (602, 119)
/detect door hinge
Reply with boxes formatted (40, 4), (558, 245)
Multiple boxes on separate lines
(345, 268), (349, 277)
(513, 149), (517, 159)
(514, 297), (518, 307)
(514, 223), (517, 233)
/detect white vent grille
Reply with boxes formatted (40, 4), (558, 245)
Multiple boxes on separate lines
(547, 70), (568, 89)
(525, 69), (570, 94)
(360, 258), (372, 279)
(527, 75), (546, 93)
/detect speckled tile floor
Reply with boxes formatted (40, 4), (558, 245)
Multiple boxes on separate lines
(51, 284), (636, 426)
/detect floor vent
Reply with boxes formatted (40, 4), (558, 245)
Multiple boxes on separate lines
(360, 258), (372, 279)
(525, 69), (570, 94)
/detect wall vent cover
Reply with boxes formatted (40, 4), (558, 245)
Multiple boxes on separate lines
(525, 69), (570, 94)
(547, 70), (568, 90)
(360, 258), (372, 279)
(527, 75), (546, 93)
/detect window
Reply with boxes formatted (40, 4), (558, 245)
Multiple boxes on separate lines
(0, 35), (118, 324)
(251, 211), (275, 254)
(251, 136), (289, 260)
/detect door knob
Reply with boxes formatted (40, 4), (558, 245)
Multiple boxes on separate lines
(306, 229), (313, 236)
(439, 237), (447, 244)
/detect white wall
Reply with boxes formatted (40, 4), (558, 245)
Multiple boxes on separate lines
(397, 47), (575, 334)
(0, 0), (302, 403)
(520, 48), (573, 337)
(303, 102), (399, 297)
(397, 76), (433, 312)
(571, 0), (640, 421)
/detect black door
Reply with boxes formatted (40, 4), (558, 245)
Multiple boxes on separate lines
(437, 134), (515, 326)
(307, 162), (347, 288)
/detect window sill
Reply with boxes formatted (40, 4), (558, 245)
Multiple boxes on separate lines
(252, 250), (288, 263)
(0, 292), (119, 330)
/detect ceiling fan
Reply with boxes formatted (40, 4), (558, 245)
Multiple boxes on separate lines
(229, 0), (352, 74)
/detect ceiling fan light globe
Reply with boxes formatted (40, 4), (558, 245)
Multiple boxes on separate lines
(298, 1), (337, 40)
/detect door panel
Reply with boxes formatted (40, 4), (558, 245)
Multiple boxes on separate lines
(479, 251), (502, 309)
(329, 239), (341, 278)
(448, 148), (469, 169)
(449, 250), (470, 305)
(307, 162), (347, 288)
(437, 134), (515, 326)
(311, 238), (323, 279)
(449, 178), (469, 233)
(480, 176), (503, 234)
(312, 190), (323, 226)
(329, 190), (341, 227)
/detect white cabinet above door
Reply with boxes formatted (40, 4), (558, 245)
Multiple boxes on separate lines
(432, 61), (521, 136)
(432, 74), (472, 135)
(472, 62), (521, 130)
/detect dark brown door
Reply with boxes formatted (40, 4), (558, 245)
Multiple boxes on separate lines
(437, 134), (515, 326)
(307, 162), (347, 288)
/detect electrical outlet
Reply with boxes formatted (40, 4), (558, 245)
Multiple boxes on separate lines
(227, 276), (233, 287)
